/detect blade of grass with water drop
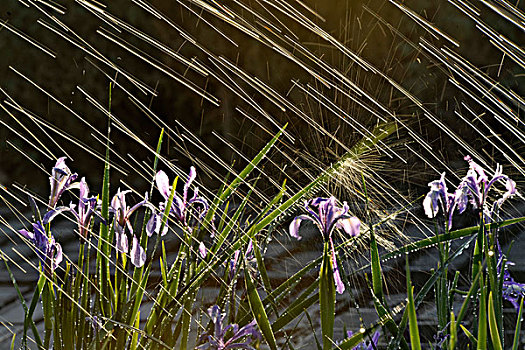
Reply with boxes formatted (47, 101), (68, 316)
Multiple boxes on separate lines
(244, 259), (278, 350)
(388, 232), (478, 349)
(477, 276), (487, 350)
(488, 291), (502, 350)
(406, 254), (421, 350)
(449, 311), (456, 350)
(511, 297), (523, 350)
(319, 242), (335, 350)
(460, 325), (477, 347)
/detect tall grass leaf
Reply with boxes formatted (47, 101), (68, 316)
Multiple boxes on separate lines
(244, 260), (278, 350)
(460, 325), (477, 347)
(319, 242), (335, 350)
(97, 139), (111, 318)
(2, 254), (43, 348)
(477, 278), (487, 350)
(362, 175), (383, 302)
(406, 254), (421, 350)
(203, 123), (286, 227)
(389, 233), (478, 349)
(487, 291), (503, 350)
(10, 334), (15, 350)
(511, 297), (523, 350)
(449, 311), (456, 350)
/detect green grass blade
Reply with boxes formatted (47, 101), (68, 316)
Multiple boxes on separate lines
(511, 297), (523, 350)
(2, 254), (43, 348)
(244, 260), (278, 350)
(406, 255), (421, 350)
(477, 278), (487, 350)
(319, 242), (335, 350)
(460, 325), (477, 347)
(449, 312), (456, 350)
(488, 291), (502, 350)
(203, 124), (286, 227)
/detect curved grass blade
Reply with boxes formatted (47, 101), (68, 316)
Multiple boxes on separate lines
(406, 255), (421, 350)
(511, 297), (523, 350)
(487, 291), (502, 350)
(244, 259), (278, 350)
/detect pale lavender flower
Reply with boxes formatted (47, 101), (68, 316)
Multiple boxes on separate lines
(19, 221), (62, 274)
(155, 167), (209, 229)
(345, 330), (380, 350)
(110, 189), (154, 267)
(422, 172), (455, 228)
(197, 305), (261, 350)
(48, 157), (79, 208)
(460, 156), (516, 209)
(43, 177), (105, 239)
(289, 196), (360, 294)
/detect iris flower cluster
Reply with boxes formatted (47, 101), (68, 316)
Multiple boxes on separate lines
(197, 305), (261, 350)
(289, 196), (360, 294)
(424, 155), (522, 309)
(20, 158), (210, 272)
(423, 155), (516, 229)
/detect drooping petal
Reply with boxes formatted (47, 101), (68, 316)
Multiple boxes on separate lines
(199, 242), (207, 259)
(331, 240), (345, 294)
(53, 242), (63, 271)
(183, 166), (197, 203)
(19, 229), (34, 240)
(422, 192), (438, 218)
(115, 225), (128, 253)
(336, 216), (360, 237)
(155, 170), (171, 200)
(130, 235), (146, 268)
(43, 206), (71, 225)
(289, 215), (312, 240)
(146, 214), (157, 237)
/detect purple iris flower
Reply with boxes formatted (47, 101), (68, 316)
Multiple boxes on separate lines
(19, 221), (62, 274)
(110, 189), (154, 267)
(423, 172), (456, 228)
(500, 262), (525, 311)
(229, 240), (254, 280)
(43, 177), (105, 239)
(155, 167), (209, 229)
(289, 197), (360, 294)
(344, 330), (380, 350)
(48, 157), (79, 209)
(459, 156), (516, 209)
(197, 305), (261, 350)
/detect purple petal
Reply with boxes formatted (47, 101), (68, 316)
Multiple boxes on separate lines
(115, 225), (128, 253)
(337, 217), (360, 237)
(146, 214), (157, 237)
(183, 166), (196, 203)
(53, 242), (63, 271)
(79, 177), (89, 200)
(43, 206), (71, 225)
(423, 193), (438, 218)
(331, 241), (345, 294)
(155, 170), (171, 200)
(130, 235), (146, 268)
(289, 217), (303, 240)
(19, 229), (34, 241)
(199, 242), (207, 259)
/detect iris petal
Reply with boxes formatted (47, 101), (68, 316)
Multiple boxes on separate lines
(130, 235), (146, 267)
